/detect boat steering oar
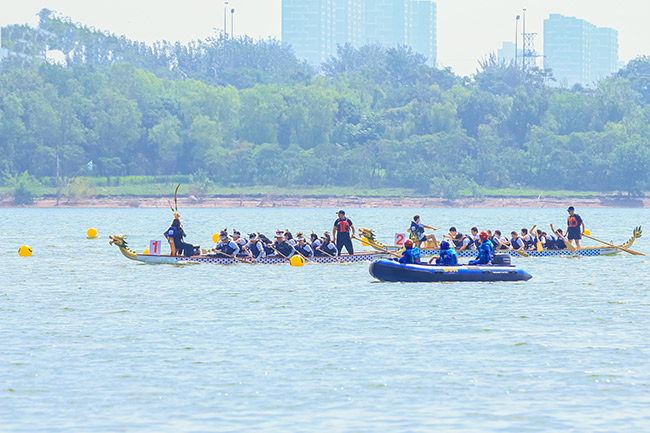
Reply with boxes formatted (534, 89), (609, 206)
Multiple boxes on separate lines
(582, 231), (645, 256)
(173, 183), (180, 215)
(157, 186), (177, 216)
(352, 234), (400, 258)
(316, 246), (345, 264)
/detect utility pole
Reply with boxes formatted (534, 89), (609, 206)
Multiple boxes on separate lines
(522, 8), (526, 72)
(224, 1), (229, 37)
(515, 14), (520, 68)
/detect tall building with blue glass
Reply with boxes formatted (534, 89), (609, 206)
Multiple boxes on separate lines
(282, 0), (436, 66)
(544, 14), (618, 87)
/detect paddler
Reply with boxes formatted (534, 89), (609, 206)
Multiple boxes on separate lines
(232, 230), (248, 254)
(284, 230), (297, 247)
(319, 232), (338, 257)
(510, 231), (525, 251)
(310, 233), (322, 256)
(448, 227), (474, 251)
(566, 206), (585, 248)
(397, 239), (421, 264)
(294, 233), (314, 259)
(407, 215), (439, 248)
(210, 230), (240, 257)
(468, 231), (494, 265)
(492, 230), (510, 250)
(333, 210), (355, 255)
(273, 230), (295, 258)
(245, 233), (266, 260)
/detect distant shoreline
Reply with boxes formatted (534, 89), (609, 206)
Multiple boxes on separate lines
(1, 195), (648, 208)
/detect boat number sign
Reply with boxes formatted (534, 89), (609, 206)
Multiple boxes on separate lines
(395, 233), (406, 246)
(149, 240), (162, 255)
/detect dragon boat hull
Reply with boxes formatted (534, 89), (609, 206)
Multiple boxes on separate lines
(130, 253), (387, 265)
(387, 246), (620, 257)
(362, 227), (642, 258)
(369, 259), (532, 283)
(108, 236), (387, 264)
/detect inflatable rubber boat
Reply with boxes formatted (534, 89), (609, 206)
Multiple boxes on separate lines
(369, 259), (532, 282)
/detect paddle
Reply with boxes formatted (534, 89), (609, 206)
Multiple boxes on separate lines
(316, 246), (345, 264)
(210, 249), (256, 264)
(293, 247), (316, 264)
(268, 244), (293, 262)
(506, 243), (529, 258)
(352, 234), (400, 258)
(582, 231), (645, 256)
(550, 224), (577, 253)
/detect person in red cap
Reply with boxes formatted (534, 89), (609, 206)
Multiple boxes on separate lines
(468, 231), (494, 265)
(398, 239), (421, 264)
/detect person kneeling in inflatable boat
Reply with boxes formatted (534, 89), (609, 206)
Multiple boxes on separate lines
(397, 239), (421, 264)
(468, 231), (494, 265)
(428, 240), (458, 266)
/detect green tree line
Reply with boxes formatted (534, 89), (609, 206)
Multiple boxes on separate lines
(1, 10), (650, 197)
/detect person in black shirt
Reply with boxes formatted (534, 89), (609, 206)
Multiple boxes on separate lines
(566, 206), (585, 248)
(164, 218), (194, 256)
(333, 210), (355, 255)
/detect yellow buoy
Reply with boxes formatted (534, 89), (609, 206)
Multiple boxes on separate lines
(87, 227), (98, 239)
(290, 255), (305, 267)
(18, 245), (33, 257)
(212, 233), (220, 243)
(143, 249), (150, 255)
(361, 237), (370, 246)
(584, 229), (591, 236)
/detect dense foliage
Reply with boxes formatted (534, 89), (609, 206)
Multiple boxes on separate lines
(1, 10), (650, 196)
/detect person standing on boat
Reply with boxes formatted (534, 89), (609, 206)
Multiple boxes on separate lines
(333, 210), (355, 255)
(407, 215), (439, 248)
(398, 239), (421, 264)
(429, 241), (458, 265)
(468, 231), (494, 265)
(164, 217), (193, 256)
(245, 233), (266, 260)
(566, 206), (585, 248)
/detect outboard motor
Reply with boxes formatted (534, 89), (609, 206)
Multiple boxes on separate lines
(492, 254), (511, 266)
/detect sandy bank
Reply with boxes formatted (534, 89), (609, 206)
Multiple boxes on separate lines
(1, 195), (648, 208)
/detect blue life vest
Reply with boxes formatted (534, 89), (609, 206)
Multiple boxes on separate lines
(436, 248), (458, 265)
(399, 247), (421, 264)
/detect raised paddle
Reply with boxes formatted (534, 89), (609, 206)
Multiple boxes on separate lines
(550, 224), (577, 253)
(582, 232), (645, 256)
(316, 246), (345, 263)
(352, 234), (401, 258)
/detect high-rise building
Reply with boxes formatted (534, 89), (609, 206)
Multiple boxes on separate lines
(282, 0), (336, 66)
(282, 0), (437, 66)
(497, 42), (516, 65)
(408, 0), (436, 65)
(544, 14), (618, 86)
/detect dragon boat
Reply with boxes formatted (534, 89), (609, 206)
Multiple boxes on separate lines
(369, 259), (532, 282)
(358, 227), (643, 258)
(109, 235), (388, 264)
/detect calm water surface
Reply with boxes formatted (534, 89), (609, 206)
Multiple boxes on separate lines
(1, 207), (649, 432)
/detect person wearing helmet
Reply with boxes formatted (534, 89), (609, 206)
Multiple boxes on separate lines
(469, 231), (494, 265)
(429, 240), (458, 266)
(398, 239), (421, 264)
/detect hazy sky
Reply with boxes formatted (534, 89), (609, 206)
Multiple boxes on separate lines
(2, 1), (648, 76)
